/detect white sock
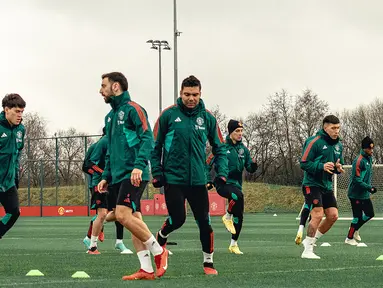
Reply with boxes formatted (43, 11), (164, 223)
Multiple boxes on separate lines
(203, 252), (214, 263)
(230, 239), (237, 246)
(90, 235), (98, 248)
(313, 230), (323, 243)
(144, 235), (163, 256)
(116, 239), (123, 245)
(304, 236), (314, 246)
(224, 212), (232, 220)
(298, 225), (304, 233)
(137, 250), (154, 273)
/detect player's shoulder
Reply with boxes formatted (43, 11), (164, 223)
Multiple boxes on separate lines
(159, 104), (178, 120)
(205, 108), (217, 121)
(305, 135), (321, 146)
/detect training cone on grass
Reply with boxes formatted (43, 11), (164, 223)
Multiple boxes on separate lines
(72, 271), (90, 278)
(376, 255), (383, 260)
(357, 243), (368, 247)
(273, 214), (277, 217)
(26, 270), (44, 276)
(321, 242), (331, 247)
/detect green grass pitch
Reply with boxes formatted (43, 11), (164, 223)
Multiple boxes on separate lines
(0, 214), (382, 287)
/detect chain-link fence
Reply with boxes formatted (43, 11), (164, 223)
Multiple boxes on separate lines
(18, 135), (152, 209)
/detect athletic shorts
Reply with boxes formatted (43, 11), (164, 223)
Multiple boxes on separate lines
(302, 186), (337, 209)
(90, 186), (108, 210)
(108, 179), (148, 212)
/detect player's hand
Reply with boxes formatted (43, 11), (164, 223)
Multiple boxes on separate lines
(131, 168), (143, 187)
(152, 175), (165, 188)
(371, 187), (377, 194)
(214, 176), (226, 189)
(335, 159), (344, 173)
(206, 182), (215, 190)
(323, 162), (335, 174)
(98, 180), (108, 193)
(251, 160), (258, 171)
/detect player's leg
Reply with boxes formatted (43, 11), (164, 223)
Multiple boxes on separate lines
(345, 198), (362, 245)
(229, 188), (244, 254)
(295, 202), (311, 245)
(87, 189), (108, 254)
(353, 199), (375, 242)
(115, 179), (167, 279)
(83, 188), (95, 248)
(301, 186), (322, 259)
(0, 187), (20, 239)
(156, 184), (187, 247)
(106, 184), (130, 252)
(314, 192), (338, 244)
(187, 185), (217, 275)
(216, 184), (236, 234)
(123, 181), (155, 280)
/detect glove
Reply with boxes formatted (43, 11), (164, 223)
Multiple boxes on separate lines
(214, 176), (226, 189)
(250, 162), (258, 171)
(206, 182), (214, 190)
(15, 179), (19, 190)
(152, 175), (165, 188)
(371, 187), (377, 194)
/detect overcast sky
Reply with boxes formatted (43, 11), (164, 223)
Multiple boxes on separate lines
(1, 0), (383, 135)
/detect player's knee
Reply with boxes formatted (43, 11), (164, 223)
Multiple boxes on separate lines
(115, 209), (132, 224)
(97, 209), (108, 220)
(172, 215), (186, 230)
(328, 213), (338, 223)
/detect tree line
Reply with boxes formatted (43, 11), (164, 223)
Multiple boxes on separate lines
(20, 89), (383, 188)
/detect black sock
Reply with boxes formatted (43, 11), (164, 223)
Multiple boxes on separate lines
(232, 216), (243, 241)
(300, 207), (310, 226)
(86, 220), (93, 238)
(115, 221), (124, 240)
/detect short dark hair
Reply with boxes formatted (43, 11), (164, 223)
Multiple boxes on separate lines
(102, 72), (128, 91)
(2, 94), (26, 109)
(181, 75), (201, 90)
(323, 115), (340, 125)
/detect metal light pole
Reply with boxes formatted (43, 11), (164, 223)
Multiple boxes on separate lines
(147, 40), (171, 114)
(173, 0), (182, 104)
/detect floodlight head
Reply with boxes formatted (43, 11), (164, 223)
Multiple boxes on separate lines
(146, 40), (153, 43)
(160, 40), (169, 45)
(151, 45), (158, 50)
(153, 40), (161, 44)
(163, 46), (171, 50)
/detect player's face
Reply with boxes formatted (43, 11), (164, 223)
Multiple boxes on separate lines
(324, 123), (340, 140)
(5, 106), (24, 126)
(99, 77), (117, 103)
(180, 86), (201, 109)
(365, 147), (373, 156)
(231, 127), (243, 142)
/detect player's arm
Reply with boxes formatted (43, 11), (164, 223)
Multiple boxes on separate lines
(207, 114), (228, 180)
(300, 137), (324, 174)
(205, 153), (215, 189)
(101, 146), (111, 183)
(354, 158), (372, 191)
(244, 146), (258, 173)
(15, 128), (25, 189)
(151, 113), (167, 179)
(129, 105), (154, 171)
(87, 138), (107, 175)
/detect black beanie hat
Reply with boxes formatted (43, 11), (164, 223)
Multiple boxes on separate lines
(362, 136), (374, 149)
(228, 119), (243, 135)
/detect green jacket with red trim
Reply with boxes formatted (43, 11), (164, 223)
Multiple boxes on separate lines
(0, 111), (25, 192)
(101, 91), (152, 185)
(348, 150), (372, 199)
(151, 97), (228, 186)
(206, 135), (257, 191)
(300, 129), (343, 192)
